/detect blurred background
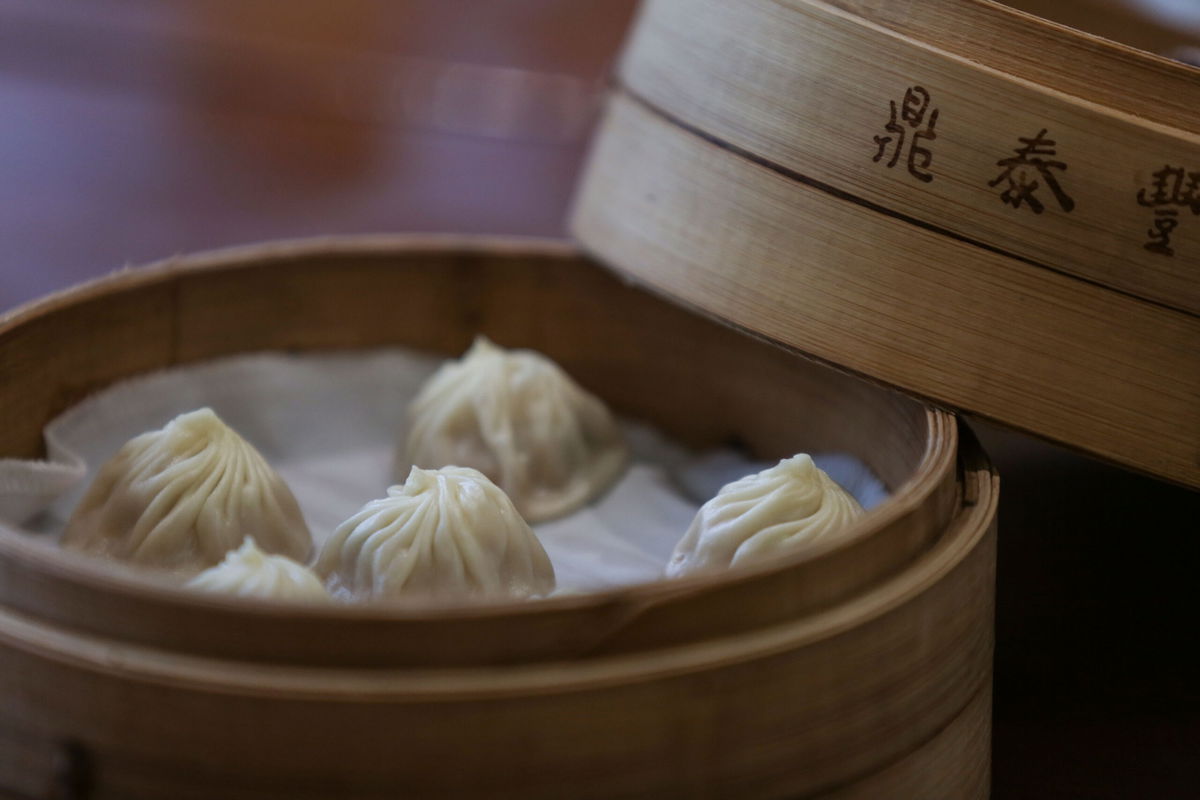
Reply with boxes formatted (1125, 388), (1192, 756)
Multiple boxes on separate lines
(1, 1), (1197, 798)
(0, 0), (635, 307)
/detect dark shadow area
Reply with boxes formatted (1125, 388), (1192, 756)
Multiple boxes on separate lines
(977, 421), (1200, 799)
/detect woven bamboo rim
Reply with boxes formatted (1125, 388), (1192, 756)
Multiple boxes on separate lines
(572, 93), (1200, 489)
(0, 237), (959, 667)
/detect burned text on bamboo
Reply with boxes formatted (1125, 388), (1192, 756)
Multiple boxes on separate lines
(872, 86), (938, 183)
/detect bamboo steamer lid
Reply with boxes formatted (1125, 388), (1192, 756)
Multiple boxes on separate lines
(570, 0), (1200, 489)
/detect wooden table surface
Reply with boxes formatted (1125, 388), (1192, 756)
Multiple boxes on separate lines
(1, 2), (1196, 798)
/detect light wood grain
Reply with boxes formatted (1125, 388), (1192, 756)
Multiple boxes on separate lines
(571, 94), (1200, 489)
(0, 436), (996, 797)
(817, 682), (991, 799)
(829, 0), (1200, 132)
(0, 238), (955, 669)
(619, 0), (1200, 314)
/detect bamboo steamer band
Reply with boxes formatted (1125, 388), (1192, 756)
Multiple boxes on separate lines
(619, 0), (1200, 314)
(570, 94), (1200, 489)
(0, 239), (957, 668)
(0, 686), (991, 799)
(0, 434), (996, 798)
(618, 0), (1200, 316)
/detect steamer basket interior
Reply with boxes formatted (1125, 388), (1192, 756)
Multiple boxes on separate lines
(0, 239), (957, 667)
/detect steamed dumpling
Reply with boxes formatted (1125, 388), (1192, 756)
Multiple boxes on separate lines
(62, 408), (312, 571)
(402, 337), (627, 522)
(186, 537), (329, 602)
(316, 465), (555, 601)
(667, 454), (863, 577)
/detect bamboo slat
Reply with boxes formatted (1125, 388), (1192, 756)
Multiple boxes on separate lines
(828, 0), (1200, 133)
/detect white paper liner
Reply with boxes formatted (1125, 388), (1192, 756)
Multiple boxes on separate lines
(0, 349), (889, 596)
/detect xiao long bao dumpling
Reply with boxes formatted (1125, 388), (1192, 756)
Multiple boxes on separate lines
(402, 337), (628, 522)
(187, 537), (329, 602)
(62, 408), (312, 571)
(316, 466), (555, 602)
(667, 454), (864, 578)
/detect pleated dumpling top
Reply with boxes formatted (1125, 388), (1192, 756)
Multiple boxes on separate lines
(316, 465), (555, 602)
(62, 408), (312, 572)
(667, 454), (863, 577)
(187, 537), (329, 602)
(402, 337), (627, 522)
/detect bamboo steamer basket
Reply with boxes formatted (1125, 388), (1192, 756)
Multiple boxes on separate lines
(0, 239), (995, 798)
(571, 0), (1200, 490)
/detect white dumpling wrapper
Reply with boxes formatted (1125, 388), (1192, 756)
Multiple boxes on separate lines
(186, 537), (329, 602)
(667, 454), (864, 577)
(316, 465), (555, 601)
(62, 408), (312, 571)
(402, 337), (628, 522)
